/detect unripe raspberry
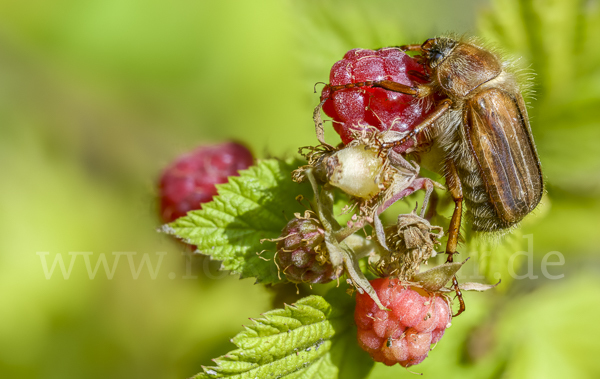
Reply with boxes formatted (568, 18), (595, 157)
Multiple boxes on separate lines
(321, 48), (435, 152)
(319, 143), (385, 199)
(275, 212), (339, 284)
(355, 277), (451, 367)
(159, 142), (254, 223)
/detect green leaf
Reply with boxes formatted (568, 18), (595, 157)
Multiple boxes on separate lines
(192, 294), (373, 379)
(479, 0), (582, 102)
(163, 158), (312, 284)
(479, 0), (600, 195)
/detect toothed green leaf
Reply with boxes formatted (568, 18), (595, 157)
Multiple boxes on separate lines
(192, 294), (373, 379)
(162, 159), (311, 284)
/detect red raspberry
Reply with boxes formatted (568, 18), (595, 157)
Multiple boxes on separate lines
(159, 142), (254, 223)
(275, 213), (339, 284)
(321, 48), (435, 152)
(355, 277), (451, 367)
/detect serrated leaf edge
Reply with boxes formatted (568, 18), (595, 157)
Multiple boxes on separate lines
(191, 296), (345, 379)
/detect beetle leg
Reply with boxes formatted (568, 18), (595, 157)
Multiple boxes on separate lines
(324, 79), (448, 155)
(445, 158), (466, 317)
(407, 70), (430, 82)
(377, 44), (422, 53)
(326, 80), (429, 98)
(381, 98), (452, 152)
(445, 159), (463, 257)
(398, 44), (423, 52)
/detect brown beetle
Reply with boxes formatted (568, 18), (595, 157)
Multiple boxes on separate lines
(327, 37), (543, 316)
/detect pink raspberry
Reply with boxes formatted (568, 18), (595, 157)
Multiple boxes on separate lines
(355, 277), (451, 367)
(275, 213), (339, 284)
(321, 48), (435, 152)
(159, 142), (254, 223)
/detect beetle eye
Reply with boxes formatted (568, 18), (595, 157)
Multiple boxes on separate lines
(429, 50), (444, 65)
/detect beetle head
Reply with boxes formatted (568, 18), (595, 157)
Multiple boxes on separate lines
(421, 37), (458, 69)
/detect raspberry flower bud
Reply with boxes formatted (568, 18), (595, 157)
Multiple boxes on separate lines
(275, 211), (340, 284)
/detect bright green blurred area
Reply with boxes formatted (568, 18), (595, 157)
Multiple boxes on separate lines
(1, 0), (600, 378)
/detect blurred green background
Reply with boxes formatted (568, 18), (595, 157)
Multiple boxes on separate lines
(2, 0), (600, 378)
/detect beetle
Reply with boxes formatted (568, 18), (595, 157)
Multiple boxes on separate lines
(325, 36), (544, 315)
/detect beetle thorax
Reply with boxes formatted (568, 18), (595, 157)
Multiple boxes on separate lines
(432, 42), (503, 99)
